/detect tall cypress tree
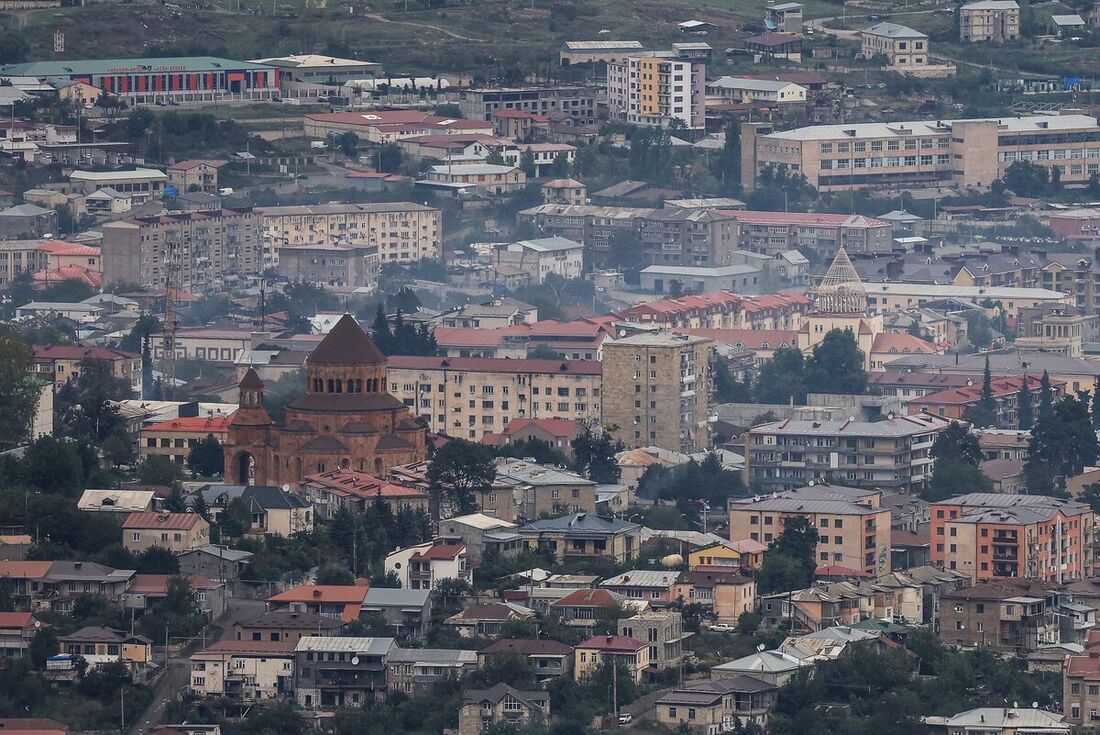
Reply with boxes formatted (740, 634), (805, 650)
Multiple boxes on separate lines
(978, 356), (995, 414)
(1092, 377), (1100, 429)
(1018, 374), (1034, 431)
(371, 302), (393, 354)
(1039, 370), (1054, 419)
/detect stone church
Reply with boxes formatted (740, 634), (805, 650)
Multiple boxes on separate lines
(223, 314), (427, 487)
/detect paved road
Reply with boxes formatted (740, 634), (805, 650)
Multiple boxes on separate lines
(130, 598), (265, 735)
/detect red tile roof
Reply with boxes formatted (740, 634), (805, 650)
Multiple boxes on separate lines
(500, 417), (581, 439)
(267, 584), (370, 604)
(917, 375), (1064, 406)
(0, 719), (68, 735)
(0, 561), (53, 579)
(33, 265), (102, 289)
(122, 512), (206, 531)
(142, 416), (233, 433)
(550, 588), (619, 608)
(679, 328), (798, 350)
(0, 612), (41, 629)
(576, 634), (647, 652)
(412, 544), (465, 561)
(35, 241), (101, 256)
(301, 468), (428, 500)
(870, 333), (939, 355)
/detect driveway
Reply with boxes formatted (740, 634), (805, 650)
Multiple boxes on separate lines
(130, 598), (265, 735)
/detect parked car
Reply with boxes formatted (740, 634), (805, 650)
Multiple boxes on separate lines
(618, 713), (632, 725)
(707, 623), (736, 633)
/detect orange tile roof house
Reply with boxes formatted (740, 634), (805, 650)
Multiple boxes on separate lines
(122, 512), (210, 554)
(266, 583), (370, 622)
(0, 611), (45, 656)
(911, 374), (1065, 427)
(129, 574), (225, 616)
(0, 719), (68, 735)
(138, 415), (233, 466)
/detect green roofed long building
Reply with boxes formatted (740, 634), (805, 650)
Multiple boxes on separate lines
(0, 56), (280, 104)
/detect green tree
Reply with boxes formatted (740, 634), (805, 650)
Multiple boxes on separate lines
(803, 329), (867, 396)
(1025, 396), (1099, 496)
(101, 427), (136, 469)
(139, 455), (185, 487)
(757, 517), (819, 594)
(316, 563), (355, 585)
(378, 143), (403, 173)
(0, 31), (29, 64)
(0, 333), (41, 451)
(187, 433), (224, 477)
(571, 426), (622, 483)
(1018, 375), (1035, 430)
(54, 359), (131, 441)
(1039, 370), (1054, 419)
(371, 302), (394, 354)
(963, 356), (998, 428)
(713, 359), (753, 403)
(21, 436), (85, 495)
(137, 546), (180, 574)
(965, 311), (992, 348)
(756, 347), (806, 404)
(426, 439), (497, 518)
(924, 422), (991, 502)
(28, 626), (58, 667)
(1091, 379), (1100, 429)
(340, 132), (359, 158)
(1001, 160), (1050, 197)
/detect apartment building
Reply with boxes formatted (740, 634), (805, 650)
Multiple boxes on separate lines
(607, 53), (706, 130)
(860, 23), (929, 68)
(723, 210), (892, 257)
(100, 209), (263, 291)
(299, 468), (429, 520)
(1064, 630), (1100, 726)
(601, 333), (711, 452)
(386, 355), (602, 441)
(938, 580), (1058, 654)
(912, 374), (1064, 426)
(138, 416), (232, 465)
(167, 160), (221, 195)
(452, 86), (598, 124)
(745, 414), (951, 494)
(960, 0), (1020, 42)
(930, 493), (1093, 583)
(123, 513), (211, 554)
(517, 513), (642, 564)
(491, 237), (584, 284)
(189, 640), (296, 700)
(515, 205), (739, 268)
(729, 485), (892, 575)
(257, 203), (441, 265)
(277, 244), (379, 290)
(951, 250), (1100, 317)
(32, 344), (141, 395)
(742, 114), (1100, 192)
(293, 636), (395, 707)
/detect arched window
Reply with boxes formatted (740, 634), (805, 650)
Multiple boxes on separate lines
(327, 378), (335, 393)
(374, 457), (383, 474)
(335, 379), (343, 393)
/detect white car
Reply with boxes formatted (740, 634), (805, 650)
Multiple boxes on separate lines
(618, 713), (632, 725)
(708, 623), (736, 633)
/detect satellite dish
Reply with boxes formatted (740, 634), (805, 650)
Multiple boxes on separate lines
(282, 484), (290, 492)
(756, 643), (765, 652)
(34, 621), (41, 628)
(1032, 702), (1039, 709)
(351, 656), (360, 665)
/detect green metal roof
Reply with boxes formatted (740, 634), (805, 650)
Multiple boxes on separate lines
(0, 56), (274, 77)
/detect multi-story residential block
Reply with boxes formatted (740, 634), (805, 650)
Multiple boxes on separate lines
(619, 291), (808, 331)
(618, 610), (689, 669)
(478, 638), (574, 681)
(384, 541), (470, 591)
(573, 635), (650, 684)
(517, 513), (642, 564)
(123, 513), (210, 554)
(607, 53), (705, 130)
(361, 588), (432, 641)
(742, 114), (1100, 192)
(1064, 630), (1100, 726)
(493, 458), (598, 522)
(601, 332), (711, 452)
(960, 0), (1020, 42)
(938, 580), (1059, 654)
(729, 485), (892, 576)
(930, 493), (1093, 582)
(277, 244), (379, 290)
(490, 237), (584, 284)
(452, 86), (598, 124)
(388, 648), (477, 697)
(457, 684), (550, 735)
(655, 676), (778, 733)
(722, 210), (893, 257)
(432, 319), (614, 360)
(189, 640), (296, 700)
(924, 708), (1069, 735)
(672, 571), (758, 624)
(32, 345), (141, 395)
(952, 251), (1100, 320)
(100, 209), (263, 290)
(0, 560), (135, 613)
(293, 636), (395, 707)
(233, 611), (345, 643)
(744, 414), (952, 494)
(167, 160), (222, 195)
(266, 584), (370, 623)
(386, 355), (602, 441)
(138, 416), (231, 466)
(911, 374), (1064, 426)
(516, 205), (739, 268)
(860, 23), (929, 68)
(257, 203), (441, 265)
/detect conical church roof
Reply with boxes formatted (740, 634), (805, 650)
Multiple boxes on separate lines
(308, 314), (386, 365)
(815, 246), (867, 314)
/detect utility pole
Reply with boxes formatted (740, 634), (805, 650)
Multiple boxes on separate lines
(611, 660), (618, 723)
(120, 687), (125, 731)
